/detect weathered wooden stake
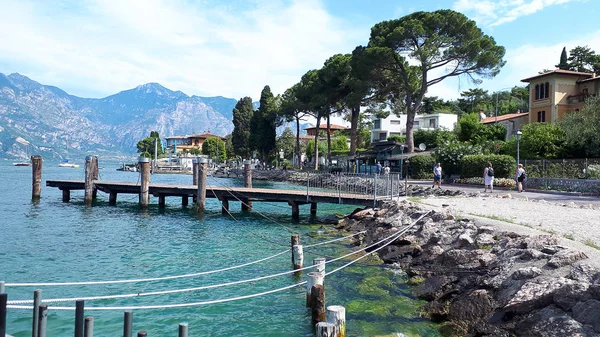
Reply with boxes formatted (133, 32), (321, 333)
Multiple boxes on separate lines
(31, 155), (42, 200)
(316, 322), (338, 337)
(158, 195), (166, 208)
(137, 331), (147, 337)
(0, 293), (7, 337)
(84, 317), (94, 337)
(291, 235), (300, 263)
(221, 198), (229, 214)
(109, 192), (117, 206)
(84, 155), (94, 205)
(62, 189), (71, 202)
(38, 304), (48, 337)
(192, 158), (199, 185)
(123, 311), (133, 337)
(311, 284), (326, 325)
(195, 158), (208, 214)
(306, 271), (324, 307)
(327, 305), (346, 337)
(313, 257), (326, 278)
(182, 196), (188, 207)
(75, 300), (84, 337)
(178, 323), (188, 337)
(139, 157), (151, 209)
(32, 289), (42, 337)
(289, 201), (299, 220)
(292, 244), (303, 270)
(91, 156), (98, 200)
(310, 202), (317, 216)
(242, 160), (252, 211)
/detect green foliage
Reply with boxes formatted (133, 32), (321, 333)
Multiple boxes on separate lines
(189, 148), (201, 155)
(250, 86), (278, 161)
(201, 137), (226, 162)
(434, 141), (482, 175)
(503, 123), (565, 159)
(556, 47), (570, 70)
(460, 154), (515, 178)
(387, 135), (406, 143)
(305, 140), (327, 162)
(275, 127), (295, 160)
(559, 95), (600, 157)
(408, 154), (437, 179)
(456, 113), (506, 145)
(331, 133), (349, 152)
(231, 97), (254, 158)
(136, 131), (163, 156)
(567, 45), (600, 73)
(414, 129), (457, 149)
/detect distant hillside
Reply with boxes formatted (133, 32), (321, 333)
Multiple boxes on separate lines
(0, 73), (236, 159)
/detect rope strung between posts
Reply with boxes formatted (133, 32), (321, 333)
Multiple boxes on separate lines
(6, 212), (430, 307)
(302, 230), (365, 248)
(7, 211), (430, 310)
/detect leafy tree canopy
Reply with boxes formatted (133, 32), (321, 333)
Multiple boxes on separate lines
(136, 131), (163, 156)
(231, 97), (254, 159)
(559, 95), (600, 157)
(202, 137), (226, 162)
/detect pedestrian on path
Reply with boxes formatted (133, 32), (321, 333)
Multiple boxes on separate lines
(376, 161), (382, 175)
(384, 164), (390, 175)
(432, 162), (442, 189)
(484, 162), (494, 193)
(516, 163), (527, 193)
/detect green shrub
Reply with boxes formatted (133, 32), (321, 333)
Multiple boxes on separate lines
(460, 154), (515, 178)
(414, 129), (456, 149)
(408, 154), (436, 179)
(387, 135), (406, 143)
(434, 140), (482, 175)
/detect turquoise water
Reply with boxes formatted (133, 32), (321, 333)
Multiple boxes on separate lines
(0, 160), (439, 337)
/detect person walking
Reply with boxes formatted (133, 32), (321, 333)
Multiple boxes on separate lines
(484, 162), (494, 193)
(376, 161), (382, 175)
(384, 164), (390, 175)
(432, 162), (442, 189)
(516, 163), (526, 192)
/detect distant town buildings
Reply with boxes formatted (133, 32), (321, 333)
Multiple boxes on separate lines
(304, 124), (349, 137)
(370, 113), (458, 143)
(164, 133), (224, 153)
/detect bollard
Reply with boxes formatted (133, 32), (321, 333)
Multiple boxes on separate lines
(316, 322), (338, 337)
(0, 293), (6, 337)
(327, 306), (346, 337)
(313, 258), (326, 278)
(91, 156), (98, 200)
(75, 300), (84, 337)
(311, 284), (326, 325)
(0, 280), (4, 294)
(139, 157), (151, 208)
(178, 323), (188, 337)
(242, 160), (252, 211)
(31, 155), (42, 200)
(192, 158), (199, 185)
(84, 317), (94, 337)
(38, 304), (48, 337)
(137, 331), (147, 337)
(123, 311), (133, 337)
(292, 244), (303, 270)
(32, 289), (42, 337)
(291, 235), (300, 263)
(195, 158), (208, 214)
(84, 156), (94, 205)
(306, 271), (324, 307)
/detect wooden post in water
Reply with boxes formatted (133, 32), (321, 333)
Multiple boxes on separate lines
(327, 306), (346, 337)
(31, 155), (42, 200)
(311, 284), (326, 325)
(38, 304), (48, 337)
(316, 322), (338, 337)
(291, 235), (300, 263)
(310, 202), (317, 216)
(75, 300), (85, 337)
(292, 244), (303, 270)
(178, 323), (188, 337)
(158, 195), (166, 209)
(289, 201), (300, 220)
(195, 158), (208, 214)
(62, 190), (71, 203)
(84, 317), (94, 337)
(221, 198), (229, 214)
(313, 257), (326, 278)
(242, 160), (252, 211)
(123, 311), (133, 337)
(84, 156), (94, 205)
(306, 271), (323, 307)
(109, 192), (117, 206)
(182, 196), (188, 207)
(32, 289), (42, 337)
(91, 156), (98, 200)
(137, 331), (147, 337)
(0, 293), (6, 337)
(139, 157), (151, 208)
(192, 158), (199, 185)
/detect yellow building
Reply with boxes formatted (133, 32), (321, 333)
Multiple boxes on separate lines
(521, 69), (600, 123)
(164, 133), (224, 154)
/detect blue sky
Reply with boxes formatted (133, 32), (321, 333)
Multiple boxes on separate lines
(0, 0), (598, 102)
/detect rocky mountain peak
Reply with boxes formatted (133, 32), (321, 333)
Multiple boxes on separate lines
(7, 73), (43, 91)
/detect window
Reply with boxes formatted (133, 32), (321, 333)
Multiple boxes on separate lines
(583, 88), (589, 94)
(390, 120), (401, 125)
(414, 121), (420, 128)
(379, 132), (387, 141)
(429, 119), (436, 128)
(535, 84), (539, 100)
(537, 111), (546, 122)
(374, 119), (381, 129)
(544, 82), (549, 98)
(540, 82), (545, 99)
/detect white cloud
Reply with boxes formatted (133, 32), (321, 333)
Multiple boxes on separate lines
(0, 0), (365, 99)
(453, 0), (582, 26)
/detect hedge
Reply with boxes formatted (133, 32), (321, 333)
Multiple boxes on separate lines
(408, 154), (437, 179)
(460, 154), (515, 178)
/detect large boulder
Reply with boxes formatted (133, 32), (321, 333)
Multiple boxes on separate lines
(517, 305), (589, 337)
(572, 299), (600, 332)
(553, 282), (591, 311)
(512, 267), (543, 280)
(569, 263), (600, 283)
(547, 250), (588, 268)
(448, 289), (495, 325)
(504, 278), (576, 314)
(414, 275), (458, 301)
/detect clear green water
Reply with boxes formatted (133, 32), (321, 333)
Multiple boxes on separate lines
(0, 160), (440, 337)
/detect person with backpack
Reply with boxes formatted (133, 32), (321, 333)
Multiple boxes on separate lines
(484, 162), (494, 193)
(516, 163), (527, 192)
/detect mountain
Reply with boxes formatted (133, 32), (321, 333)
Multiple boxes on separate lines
(0, 73), (235, 159)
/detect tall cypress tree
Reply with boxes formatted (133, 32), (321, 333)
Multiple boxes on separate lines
(231, 97), (253, 159)
(556, 47), (569, 70)
(249, 86), (278, 162)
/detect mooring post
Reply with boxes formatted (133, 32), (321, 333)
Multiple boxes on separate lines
(137, 331), (147, 337)
(221, 198), (229, 214)
(31, 155), (42, 200)
(242, 160), (252, 211)
(75, 300), (85, 337)
(182, 196), (188, 207)
(0, 280), (4, 293)
(38, 304), (48, 337)
(316, 322), (338, 337)
(109, 192), (117, 206)
(178, 323), (188, 337)
(139, 157), (151, 209)
(158, 195), (166, 209)
(192, 158), (199, 185)
(313, 258), (326, 278)
(32, 289), (42, 337)
(311, 284), (326, 325)
(289, 201), (300, 219)
(84, 317), (94, 337)
(327, 306), (346, 337)
(123, 311), (133, 337)
(196, 158), (208, 214)
(84, 155), (94, 205)
(92, 156), (98, 200)
(306, 272), (324, 307)
(310, 202), (317, 216)
(292, 244), (303, 270)
(0, 293), (7, 337)
(62, 189), (71, 202)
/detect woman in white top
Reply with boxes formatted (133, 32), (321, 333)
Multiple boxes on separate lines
(484, 162), (494, 193)
(516, 163), (526, 193)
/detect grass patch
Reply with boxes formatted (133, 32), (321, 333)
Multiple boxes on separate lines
(406, 197), (423, 203)
(585, 239), (600, 250)
(469, 213), (516, 224)
(563, 233), (575, 240)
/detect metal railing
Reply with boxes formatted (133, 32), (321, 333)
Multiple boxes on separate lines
(523, 158), (600, 180)
(305, 172), (403, 205)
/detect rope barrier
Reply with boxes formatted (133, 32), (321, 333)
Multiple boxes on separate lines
(303, 231), (366, 248)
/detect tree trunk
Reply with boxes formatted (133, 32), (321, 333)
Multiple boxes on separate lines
(314, 116), (321, 170)
(349, 106), (360, 156)
(326, 115), (331, 166)
(406, 109), (416, 152)
(296, 116), (301, 169)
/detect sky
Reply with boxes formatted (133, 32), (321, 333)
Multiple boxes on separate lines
(0, 0), (599, 103)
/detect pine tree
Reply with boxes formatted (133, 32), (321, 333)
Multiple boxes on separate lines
(250, 86), (278, 161)
(231, 97), (253, 159)
(556, 47), (569, 70)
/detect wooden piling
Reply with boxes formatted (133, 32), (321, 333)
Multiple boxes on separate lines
(31, 155), (42, 200)
(139, 157), (151, 209)
(306, 271), (324, 306)
(62, 189), (71, 202)
(289, 201), (299, 220)
(195, 158), (208, 214)
(182, 196), (188, 207)
(292, 244), (303, 270)
(109, 192), (117, 206)
(178, 323), (188, 337)
(75, 300), (84, 337)
(311, 284), (326, 325)
(0, 293), (6, 337)
(91, 156), (98, 200)
(327, 306), (346, 337)
(313, 257), (326, 277)
(242, 160), (252, 210)
(137, 331), (147, 337)
(221, 198), (229, 214)
(32, 289), (41, 337)
(84, 317), (94, 337)
(310, 202), (317, 216)
(84, 156), (94, 205)
(316, 322), (338, 337)
(291, 234), (300, 263)
(158, 195), (166, 208)
(123, 311), (133, 337)
(0, 280), (4, 293)
(38, 304), (48, 337)
(192, 158), (199, 185)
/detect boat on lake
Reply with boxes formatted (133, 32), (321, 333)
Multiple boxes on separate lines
(12, 137), (32, 166)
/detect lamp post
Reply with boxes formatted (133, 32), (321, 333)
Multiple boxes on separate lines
(516, 130), (522, 181)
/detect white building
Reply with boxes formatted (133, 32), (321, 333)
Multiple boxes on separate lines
(370, 113), (458, 143)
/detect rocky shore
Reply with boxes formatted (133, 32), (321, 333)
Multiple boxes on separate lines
(336, 200), (600, 337)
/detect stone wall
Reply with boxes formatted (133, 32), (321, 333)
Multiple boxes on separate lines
(526, 178), (600, 194)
